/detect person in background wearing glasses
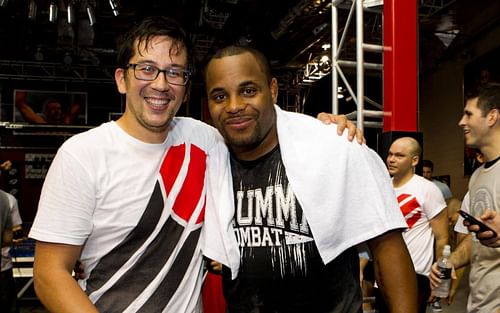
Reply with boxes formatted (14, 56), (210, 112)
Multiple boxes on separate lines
(28, 16), (359, 313)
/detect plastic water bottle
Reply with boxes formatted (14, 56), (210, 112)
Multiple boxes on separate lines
(434, 245), (452, 298)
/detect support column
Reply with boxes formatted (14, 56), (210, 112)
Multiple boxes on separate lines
(383, 0), (418, 132)
(380, 0), (421, 166)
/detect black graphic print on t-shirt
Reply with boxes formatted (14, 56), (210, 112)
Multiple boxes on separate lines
(231, 146), (315, 278)
(223, 146), (362, 313)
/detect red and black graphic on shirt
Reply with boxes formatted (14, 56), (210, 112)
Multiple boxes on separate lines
(397, 193), (422, 229)
(86, 143), (206, 313)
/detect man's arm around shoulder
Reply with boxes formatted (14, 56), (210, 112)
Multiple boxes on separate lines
(34, 241), (99, 313)
(368, 230), (418, 313)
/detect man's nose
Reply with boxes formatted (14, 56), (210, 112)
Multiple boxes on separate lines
(226, 95), (245, 112)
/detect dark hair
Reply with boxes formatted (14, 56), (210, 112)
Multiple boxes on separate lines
(205, 45), (273, 84)
(465, 83), (500, 116)
(116, 16), (193, 73)
(422, 159), (434, 171)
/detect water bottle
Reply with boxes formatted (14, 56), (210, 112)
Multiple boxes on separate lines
(434, 245), (452, 298)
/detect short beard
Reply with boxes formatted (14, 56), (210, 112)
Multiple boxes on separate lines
(136, 113), (172, 134)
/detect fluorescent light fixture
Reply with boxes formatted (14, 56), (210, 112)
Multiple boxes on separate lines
(109, 0), (119, 16)
(28, 0), (37, 21)
(49, 2), (58, 23)
(87, 4), (96, 26)
(67, 2), (75, 24)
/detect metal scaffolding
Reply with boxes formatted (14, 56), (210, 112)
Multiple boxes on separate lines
(331, 0), (384, 131)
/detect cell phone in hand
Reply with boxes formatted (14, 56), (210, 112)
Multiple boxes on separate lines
(458, 210), (498, 239)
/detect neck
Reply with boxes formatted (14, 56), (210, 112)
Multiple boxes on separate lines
(392, 171), (414, 188)
(231, 124), (279, 162)
(116, 116), (168, 144)
(478, 134), (500, 162)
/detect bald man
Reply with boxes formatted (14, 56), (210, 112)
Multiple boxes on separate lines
(385, 137), (448, 313)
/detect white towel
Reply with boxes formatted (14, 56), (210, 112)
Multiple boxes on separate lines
(202, 105), (407, 279)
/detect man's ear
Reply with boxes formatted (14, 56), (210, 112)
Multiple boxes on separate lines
(487, 108), (499, 127)
(270, 77), (278, 104)
(411, 155), (420, 167)
(115, 68), (127, 95)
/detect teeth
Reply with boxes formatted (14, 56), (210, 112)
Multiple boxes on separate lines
(146, 97), (170, 106)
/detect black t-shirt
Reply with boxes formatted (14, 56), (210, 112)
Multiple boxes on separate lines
(223, 146), (362, 313)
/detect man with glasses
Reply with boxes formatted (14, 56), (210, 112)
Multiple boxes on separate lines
(29, 16), (358, 313)
(29, 16), (231, 313)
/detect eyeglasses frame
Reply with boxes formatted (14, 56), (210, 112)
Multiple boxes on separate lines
(126, 63), (191, 86)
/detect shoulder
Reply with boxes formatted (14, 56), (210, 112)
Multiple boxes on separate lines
(170, 117), (223, 146)
(417, 176), (443, 194)
(0, 189), (8, 203)
(276, 107), (340, 132)
(275, 106), (353, 150)
(4, 192), (17, 206)
(61, 123), (113, 150)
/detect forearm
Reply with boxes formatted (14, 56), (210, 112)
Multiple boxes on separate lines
(434, 236), (448, 260)
(449, 235), (471, 270)
(34, 267), (98, 313)
(2, 229), (13, 247)
(431, 209), (449, 259)
(33, 241), (98, 313)
(369, 231), (418, 313)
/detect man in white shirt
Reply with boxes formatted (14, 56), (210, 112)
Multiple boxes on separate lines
(430, 84), (500, 312)
(386, 137), (448, 313)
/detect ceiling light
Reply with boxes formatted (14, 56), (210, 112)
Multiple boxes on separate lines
(318, 55), (332, 73)
(67, 1), (75, 24)
(49, 2), (58, 23)
(109, 0), (120, 16)
(86, 4), (96, 26)
(28, 0), (37, 21)
(34, 48), (44, 61)
(63, 52), (73, 65)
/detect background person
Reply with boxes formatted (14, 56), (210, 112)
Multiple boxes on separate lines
(0, 189), (14, 312)
(422, 159), (453, 201)
(430, 84), (500, 312)
(386, 137), (448, 313)
(14, 91), (82, 124)
(0, 188), (23, 313)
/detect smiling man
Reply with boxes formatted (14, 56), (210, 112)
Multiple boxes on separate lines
(202, 45), (417, 313)
(29, 16), (232, 313)
(430, 84), (500, 312)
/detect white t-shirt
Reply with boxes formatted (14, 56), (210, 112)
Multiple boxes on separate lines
(454, 192), (469, 234)
(0, 191), (21, 272)
(393, 174), (446, 276)
(455, 161), (500, 313)
(30, 118), (231, 313)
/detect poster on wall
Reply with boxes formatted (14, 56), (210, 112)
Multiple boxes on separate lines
(13, 90), (88, 125)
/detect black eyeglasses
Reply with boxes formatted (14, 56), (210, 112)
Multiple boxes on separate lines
(127, 63), (191, 86)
